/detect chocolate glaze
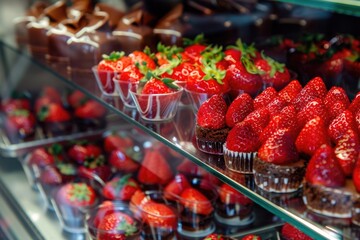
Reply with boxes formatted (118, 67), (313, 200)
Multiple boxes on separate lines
(94, 3), (125, 30)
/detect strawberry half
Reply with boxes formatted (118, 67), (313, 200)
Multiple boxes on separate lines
(305, 145), (345, 187)
(225, 93), (254, 128)
(295, 116), (331, 157)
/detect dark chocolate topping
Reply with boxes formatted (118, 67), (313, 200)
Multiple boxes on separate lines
(95, 3), (125, 30)
(43, 1), (68, 23)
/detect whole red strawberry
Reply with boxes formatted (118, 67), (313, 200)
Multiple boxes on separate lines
(328, 110), (356, 142)
(182, 34), (208, 64)
(278, 80), (302, 104)
(218, 183), (253, 206)
(295, 116), (331, 157)
(97, 211), (139, 240)
(37, 102), (71, 122)
(103, 134), (133, 153)
(323, 86), (350, 110)
(109, 149), (140, 173)
(5, 109), (36, 140)
(197, 94), (228, 129)
(258, 128), (299, 165)
(243, 108), (270, 135)
(180, 187), (213, 215)
(225, 93), (254, 128)
(57, 182), (97, 207)
(74, 99), (107, 119)
(296, 98), (329, 128)
(242, 234), (262, 240)
(67, 143), (102, 165)
(281, 223), (313, 240)
(305, 145), (345, 187)
(164, 174), (191, 201)
(102, 174), (140, 201)
(140, 201), (177, 229)
(253, 87), (277, 110)
(1, 98), (31, 114)
(225, 121), (260, 153)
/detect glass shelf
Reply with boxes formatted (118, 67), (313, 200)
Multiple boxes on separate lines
(0, 38), (356, 240)
(275, 0), (360, 16)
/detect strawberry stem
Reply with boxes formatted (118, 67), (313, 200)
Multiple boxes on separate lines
(183, 33), (206, 47)
(102, 51), (125, 61)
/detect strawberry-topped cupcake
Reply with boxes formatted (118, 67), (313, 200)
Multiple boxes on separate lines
(253, 128), (306, 193)
(195, 94), (230, 155)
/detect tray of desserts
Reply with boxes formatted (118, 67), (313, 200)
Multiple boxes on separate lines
(0, 87), (110, 158)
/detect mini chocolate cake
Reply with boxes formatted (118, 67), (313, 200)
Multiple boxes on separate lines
(303, 180), (358, 219)
(195, 124), (230, 155)
(253, 157), (306, 193)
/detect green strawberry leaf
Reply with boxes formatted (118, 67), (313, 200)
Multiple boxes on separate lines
(162, 78), (180, 90)
(102, 51), (125, 61)
(241, 56), (262, 75)
(201, 62), (226, 84)
(183, 33), (206, 46)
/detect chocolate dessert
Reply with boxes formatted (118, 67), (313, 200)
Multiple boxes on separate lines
(303, 180), (357, 218)
(195, 124), (230, 155)
(253, 157), (306, 193)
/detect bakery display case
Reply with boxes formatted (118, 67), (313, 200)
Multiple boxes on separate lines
(0, 0), (360, 240)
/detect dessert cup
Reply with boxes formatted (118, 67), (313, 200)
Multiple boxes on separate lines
(132, 190), (178, 240)
(92, 65), (118, 96)
(166, 178), (218, 238)
(195, 124), (229, 155)
(223, 143), (257, 174)
(86, 201), (142, 240)
(112, 77), (137, 108)
(129, 85), (183, 121)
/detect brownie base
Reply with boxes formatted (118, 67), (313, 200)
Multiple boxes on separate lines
(195, 124), (229, 155)
(303, 181), (357, 218)
(253, 157), (305, 193)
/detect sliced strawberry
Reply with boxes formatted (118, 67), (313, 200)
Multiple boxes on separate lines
(102, 175), (140, 201)
(281, 223), (313, 240)
(225, 121), (260, 152)
(323, 86), (350, 110)
(109, 150), (140, 173)
(305, 145), (345, 187)
(197, 94), (228, 129)
(243, 107), (270, 135)
(295, 116), (331, 157)
(164, 174), (191, 200)
(225, 93), (254, 128)
(218, 183), (253, 205)
(296, 98), (329, 128)
(180, 187), (213, 215)
(97, 211), (139, 240)
(141, 202), (177, 229)
(334, 129), (360, 177)
(278, 80), (302, 104)
(103, 134), (133, 153)
(137, 149), (173, 185)
(291, 77), (327, 111)
(253, 87), (277, 110)
(258, 128), (299, 165)
(328, 110), (356, 143)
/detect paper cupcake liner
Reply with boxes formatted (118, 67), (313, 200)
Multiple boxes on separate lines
(253, 172), (303, 193)
(196, 138), (224, 155)
(223, 144), (256, 174)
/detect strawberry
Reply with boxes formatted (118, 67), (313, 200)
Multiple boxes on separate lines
(349, 95), (360, 115)
(161, 61), (196, 82)
(327, 101), (347, 122)
(141, 201), (177, 229)
(265, 96), (287, 118)
(28, 144), (63, 167)
(295, 117), (331, 157)
(67, 143), (102, 165)
(180, 187), (213, 215)
(137, 149), (173, 185)
(334, 129), (360, 177)
(254, 52), (291, 90)
(278, 80), (302, 104)
(130, 190), (149, 208)
(296, 98), (329, 128)
(203, 233), (225, 240)
(74, 99), (107, 119)
(97, 211), (139, 240)
(67, 90), (88, 109)
(258, 128), (299, 165)
(102, 174), (140, 201)
(78, 153), (112, 182)
(353, 161), (360, 193)
(37, 102), (71, 122)
(57, 182), (97, 207)
(1, 98), (31, 114)
(5, 109), (36, 139)
(323, 86), (350, 110)
(129, 50), (156, 71)
(39, 165), (63, 185)
(97, 51), (126, 72)
(154, 43), (183, 66)
(40, 86), (63, 105)
(225, 121), (260, 152)
(253, 87), (277, 110)
(281, 223), (313, 240)
(260, 105), (298, 143)
(243, 107), (270, 135)
(182, 34), (207, 64)
(225, 60), (262, 97)
(291, 77), (327, 112)
(305, 145), (345, 187)
(103, 134), (134, 153)
(224, 39), (259, 64)
(225, 93), (254, 128)
(328, 110), (356, 143)
(109, 149), (140, 173)
(164, 174), (191, 200)
(197, 94), (228, 129)
(218, 183), (252, 205)
(241, 234), (262, 240)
